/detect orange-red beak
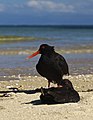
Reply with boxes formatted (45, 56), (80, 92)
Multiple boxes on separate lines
(26, 50), (40, 59)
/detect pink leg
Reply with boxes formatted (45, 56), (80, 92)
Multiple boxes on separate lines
(57, 84), (63, 87)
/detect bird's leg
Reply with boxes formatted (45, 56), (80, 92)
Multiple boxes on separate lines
(48, 80), (50, 88)
(41, 87), (44, 95)
(57, 83), (63, 87)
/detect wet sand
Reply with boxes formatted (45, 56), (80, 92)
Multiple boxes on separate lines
(0, 74), (93, 120)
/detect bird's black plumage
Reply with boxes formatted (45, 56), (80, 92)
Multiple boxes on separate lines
(36, 44), (69, 87)
(27, 44), (69, 87)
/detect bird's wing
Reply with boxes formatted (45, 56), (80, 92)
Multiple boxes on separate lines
(54, 54), (69, 75)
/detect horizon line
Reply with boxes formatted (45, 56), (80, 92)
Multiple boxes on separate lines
(0, 24), (93, 26)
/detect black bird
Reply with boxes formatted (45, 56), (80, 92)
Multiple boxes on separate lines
(40, 79), (80, 104)
(27, 44), (69, 87)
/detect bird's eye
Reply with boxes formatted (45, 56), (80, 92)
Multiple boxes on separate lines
(41, 46), (45, 49)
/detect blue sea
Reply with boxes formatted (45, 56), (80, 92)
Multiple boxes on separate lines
(0, 25), (93, 79)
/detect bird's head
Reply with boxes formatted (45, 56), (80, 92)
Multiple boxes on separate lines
(26, 44), (54, 59)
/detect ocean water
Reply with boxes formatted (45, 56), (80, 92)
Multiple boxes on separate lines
(0, 25), (93, 48)
(0, 25), (93, 78)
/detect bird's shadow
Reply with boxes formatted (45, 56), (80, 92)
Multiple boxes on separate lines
(24, 100), (43, 105)
(24, 99), (57, 105)
(0, 88), (41, 94)
(0, 88), (44, 105)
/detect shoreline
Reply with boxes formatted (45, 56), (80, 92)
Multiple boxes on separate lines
(0, 44), (93, 55)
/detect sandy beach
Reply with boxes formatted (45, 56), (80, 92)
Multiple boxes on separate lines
(0, 74), (93, 120)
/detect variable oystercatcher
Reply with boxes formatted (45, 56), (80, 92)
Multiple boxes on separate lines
(27, 44), (69, 87)
(40, 79), (80, 104)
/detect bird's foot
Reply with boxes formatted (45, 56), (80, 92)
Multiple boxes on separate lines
(57, 84), (63, 88)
